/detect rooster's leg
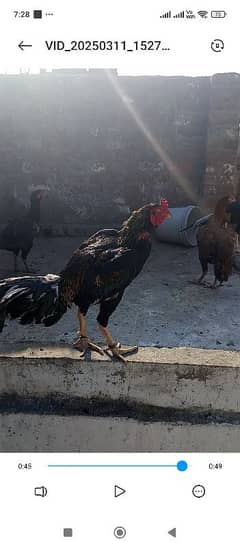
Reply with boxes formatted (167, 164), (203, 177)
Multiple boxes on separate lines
(97, 293), (138, 363)
(22, 258), (30, 272)
(21, 252), (36, 273)
(192, 272), (208, 285)
(210, 277), (218, 289)
(192, 259), (208, 285)
(235, 233), (240, 251)
(13, 253), (18, 272)
(203, 274), (223, 289)
(98, 324), (138, 364)
(197, 272), (207, 284)
(73, 309), (104, 355)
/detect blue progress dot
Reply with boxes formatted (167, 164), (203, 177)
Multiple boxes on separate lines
(177, 460), (188, 471)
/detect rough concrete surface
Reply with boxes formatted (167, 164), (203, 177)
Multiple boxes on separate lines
(1, 346), (240, 414)
(0, 236), (240, 351)
(1, 414), (239, 452)
(1, 341), (240, 451)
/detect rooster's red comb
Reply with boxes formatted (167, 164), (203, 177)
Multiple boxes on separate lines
(159, 198), (169, 208)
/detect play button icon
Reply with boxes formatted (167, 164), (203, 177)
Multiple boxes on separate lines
(168, 528), (176, 538)
(114, 485), (126, 498)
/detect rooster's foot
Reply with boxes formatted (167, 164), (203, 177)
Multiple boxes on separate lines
(191, 278), (208, 286)
(73, 336), (105, 356)
(202, 282), (220, 289)
(104, 342), (138, 364)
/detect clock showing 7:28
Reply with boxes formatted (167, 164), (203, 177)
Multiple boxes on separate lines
(13, 11), (31, 18)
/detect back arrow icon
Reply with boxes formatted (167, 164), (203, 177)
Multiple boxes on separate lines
(18, 41), (33, 51)
(114, 485), (126, 498)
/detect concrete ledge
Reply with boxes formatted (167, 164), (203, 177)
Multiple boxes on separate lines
(1, 415), (239, 452)
(1, 345), (240, 421)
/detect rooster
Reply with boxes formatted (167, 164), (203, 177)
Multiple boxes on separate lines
(192, 196), (235, 288)
(0, 188), (47, 272)
(0, 199), (171, 362)
(225, 195), (240, 249)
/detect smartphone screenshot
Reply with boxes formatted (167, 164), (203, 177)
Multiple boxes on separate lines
(0, 1), (239, 545)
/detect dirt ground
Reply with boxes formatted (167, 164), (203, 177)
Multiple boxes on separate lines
(0, 235), (240, 351)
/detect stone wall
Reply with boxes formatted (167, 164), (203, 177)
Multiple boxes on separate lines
(203, 73), (240, 210)
(0, 69), (239, 226)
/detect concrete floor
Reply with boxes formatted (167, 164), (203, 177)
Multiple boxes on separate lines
(0, 235), (240, 351)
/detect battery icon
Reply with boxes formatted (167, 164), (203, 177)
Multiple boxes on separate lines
(211, 10), (227, 18)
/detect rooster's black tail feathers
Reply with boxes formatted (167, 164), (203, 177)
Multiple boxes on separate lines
(0, 274), (67, 332)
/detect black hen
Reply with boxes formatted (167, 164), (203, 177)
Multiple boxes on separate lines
(0, 200), (171, 362)
(0, 189), (47, 272)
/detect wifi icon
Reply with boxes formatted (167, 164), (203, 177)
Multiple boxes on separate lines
(198, 10), (208, 18)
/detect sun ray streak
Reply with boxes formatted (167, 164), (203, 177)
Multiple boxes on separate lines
(105, 70), (199, 204)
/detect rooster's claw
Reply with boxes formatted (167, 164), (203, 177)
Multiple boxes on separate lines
(104, 343), (138, 364)
(73, 336), (105, 356)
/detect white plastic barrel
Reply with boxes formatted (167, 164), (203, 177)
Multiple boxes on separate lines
(155, 206), (203, 247)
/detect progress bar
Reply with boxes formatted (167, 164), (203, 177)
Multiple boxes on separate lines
(48, 460), (188, 471)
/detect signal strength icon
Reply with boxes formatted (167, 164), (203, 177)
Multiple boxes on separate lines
(160, 10), (171, 18)
(174, 10), (184, 18)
